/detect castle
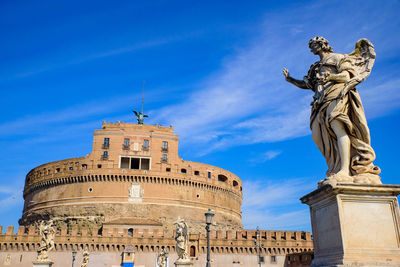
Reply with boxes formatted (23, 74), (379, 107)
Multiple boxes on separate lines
(0, 120), (313, 267)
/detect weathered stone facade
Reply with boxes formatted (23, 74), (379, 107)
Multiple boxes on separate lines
(0, 121), (314, 266)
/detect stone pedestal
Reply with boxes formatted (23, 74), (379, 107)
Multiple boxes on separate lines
(32, 260), (53, 267)
(301, 183), (400, 267)
(174, 259), (193, 267)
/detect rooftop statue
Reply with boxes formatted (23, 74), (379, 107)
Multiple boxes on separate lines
(174, 218), (190, 263)
(132, 110), (148, 125)
(283, 37), (381, 186)
(36, 220), (55, 262)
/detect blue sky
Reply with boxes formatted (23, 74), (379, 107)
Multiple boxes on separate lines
(1, 0), (400, 231)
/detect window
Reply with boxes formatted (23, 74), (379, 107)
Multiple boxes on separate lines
(55, 168), (60, 173)
(69, 167), (73, 171)
(233, 180), (238, 187)
(128, 228), (133, 237)
(102, 151), (108, 160)
(103, 138), (110, 149)
(194, 170), (200, 175)
(120, 157), (151, 170)
(97, 164), (102, 169)
(162, 141), (168, 152)
(271, 256), (276, 263)
(190, 245), (196, 257)
(218, 174), (228, 182)
(162, 154), (168, 162)
(123, 138), (130, 149)
(181, 168), (187, 174)
(208, 171), (211, 179)
(143, 139), (149, 151)
(82, 164), (87, 170)
(166, 167), (171, 172)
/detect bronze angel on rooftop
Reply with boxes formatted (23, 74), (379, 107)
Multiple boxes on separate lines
(283, 37), (380, 185)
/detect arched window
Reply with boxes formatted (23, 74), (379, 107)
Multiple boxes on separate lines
(128, 228), (133, 237)
(218, 174), (228, 182)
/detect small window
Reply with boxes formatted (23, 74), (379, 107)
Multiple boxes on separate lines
(128, 228), (133, 237)
(124, 138), (130, 146)
(162, 141), (168, 152)
(190, 245), (196, 257)
(88, 188), (93, 193)
(194, 171), (199, 175)
(102, 151), (108, 160)
(271, 255), (276, 263)
(196, 194), (200, 199)
(55, 168), (60, 173)
(131, 158), (140, 169)
(82, 164), (87, 170)
(48, 169), (51, 174)
(69, 167), (73, 171)
(120, 157), (130, 169)
(143, 139), (149, 150)
(162, 154), (168, 162)
(97, 164), (102, 169)
(208, 172), (211, 179)
(218, 174), (228, 182)
(166, 167), (171, 172)
(141, 158), (150, 170)
(181, 168), (187, 174)
(233, 180), (238, 187)
(103, 138), (110, 149)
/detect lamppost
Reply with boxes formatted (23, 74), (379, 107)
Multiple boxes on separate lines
(72, 250), (77, 267)
(254, 226), (264, 267)
(205, 209), (214, 267)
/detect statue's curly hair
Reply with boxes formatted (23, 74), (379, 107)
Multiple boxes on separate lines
(309, 36), (333, 52)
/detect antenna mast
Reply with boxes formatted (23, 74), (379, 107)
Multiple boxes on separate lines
(141, 80), (145, 114)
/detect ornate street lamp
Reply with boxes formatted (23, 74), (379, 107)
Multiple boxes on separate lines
(72, 250), (77, 267)
(205, 209), (214, 267)
(254, 226), (264, 267)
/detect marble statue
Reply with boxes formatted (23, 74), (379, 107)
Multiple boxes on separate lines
(157, 248), (168, 267)
(81, 249), (89, 267)
(36, 220), (55, 262)
(174, 218), (190, 262)
(283, 37), (381, 185)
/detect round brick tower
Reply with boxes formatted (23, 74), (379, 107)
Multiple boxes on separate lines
(20, 121), (243, 233)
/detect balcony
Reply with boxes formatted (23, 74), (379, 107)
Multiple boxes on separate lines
(101, 155), (109, 160)
(102, 144), (110, 149)
(122, 144), (130, 150)
(142, 145), (149, 151)
(161, 157), (168, 163)
(161, 147), (168, 153)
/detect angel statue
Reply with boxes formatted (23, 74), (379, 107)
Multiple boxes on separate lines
(36, 220), (55, 262)
(174, 218), (190, 263)
(132, 110), (148, 125)
(283, 37), (381, 185)
(157, 248), (168, 267)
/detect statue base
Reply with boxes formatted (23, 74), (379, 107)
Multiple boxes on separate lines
(174, 259), (193, 267)
(32, 260), (54, 267)
(301, 183), (400, 267)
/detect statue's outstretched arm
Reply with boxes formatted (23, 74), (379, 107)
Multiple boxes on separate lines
(283, 68), (309, 89)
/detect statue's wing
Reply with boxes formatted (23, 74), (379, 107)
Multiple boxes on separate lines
(133, 110), (139, 117)
(342, 39), (376, 91)
(143, 115), (149, 118)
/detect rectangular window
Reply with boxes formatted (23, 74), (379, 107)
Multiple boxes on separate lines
(141, 158), (150, 170)
(121, 157), (130, 169)
(271, 256), (276, 263)
(102, 151), (108, 160)
(103, 138), (110, 149)
(143, 139), (149, 150)
(162, 141), (168, 152)
(162, 154), (168, 162)
(208, 171), (211, 179)
(120, 157), (151, 170)
(194, 171), (200, 175)
(124, 138), (130, 146)
(131, 158), (140, 169)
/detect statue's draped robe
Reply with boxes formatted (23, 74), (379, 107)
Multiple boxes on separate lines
(306, 53), (380, 176)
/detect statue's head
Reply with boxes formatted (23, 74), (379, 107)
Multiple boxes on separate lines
(309, 36), (333, 54)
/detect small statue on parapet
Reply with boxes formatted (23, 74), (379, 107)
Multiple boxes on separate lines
(36, 220), (55, 262)
(174, 217), (190, 263)
(157, 248), (168, 267)
(81, 248), (89, 267)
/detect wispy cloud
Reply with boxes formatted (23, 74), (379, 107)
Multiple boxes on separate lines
(242, 179), (314, 230)
(249, 150), (282, 163)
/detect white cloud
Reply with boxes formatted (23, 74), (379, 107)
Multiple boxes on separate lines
(241, 179), (314, 230)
